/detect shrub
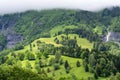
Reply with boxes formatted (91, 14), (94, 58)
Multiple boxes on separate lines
(54, 64), (60, 70)
(76, 60), (81, 67)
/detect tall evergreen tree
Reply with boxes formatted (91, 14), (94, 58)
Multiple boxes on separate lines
(64, 60), (69, 69)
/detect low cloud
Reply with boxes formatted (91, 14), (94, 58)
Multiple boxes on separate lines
(0, 0), (120, 14)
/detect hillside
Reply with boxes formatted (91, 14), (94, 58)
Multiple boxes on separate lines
(0, 7), (120, 51)
(0, 32), (99, 80)
(0, 7), (120, 80)
(0, 31), (120, 80)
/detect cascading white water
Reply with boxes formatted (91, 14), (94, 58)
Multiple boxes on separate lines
(106, 31), (111, 42)
(105, 26), (111, 42)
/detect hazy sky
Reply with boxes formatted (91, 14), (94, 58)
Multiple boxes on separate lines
(0, 0), (120, 14)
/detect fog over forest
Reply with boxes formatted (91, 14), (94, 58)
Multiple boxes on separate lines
(0, 0), (120, 15)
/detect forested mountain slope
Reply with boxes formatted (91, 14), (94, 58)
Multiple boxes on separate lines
(0, 7), (120, 51)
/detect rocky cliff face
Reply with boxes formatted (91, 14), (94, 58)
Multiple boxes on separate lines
(109, 32), (120, 42)
(0, 14), (23, 50)
(6, 33), (23, 48)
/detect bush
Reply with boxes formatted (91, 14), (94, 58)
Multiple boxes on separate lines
(47, 68), (51, 73)
(14, 44), (24, 50)
(19, 53), (25, 61)
(76, 60), (81, 67)
(54, 64), (60, 70)
(60, 59), (64, 65)
(26, 51), (36, 60)
(66, 67), (70, 73)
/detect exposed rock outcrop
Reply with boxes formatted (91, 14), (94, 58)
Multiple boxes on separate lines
(6, 34), (23, 48)
(0, 14), (23, 50)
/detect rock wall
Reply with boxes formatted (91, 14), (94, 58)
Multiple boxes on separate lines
(0, 14), (23, 50)
(6, 34), (23, 48)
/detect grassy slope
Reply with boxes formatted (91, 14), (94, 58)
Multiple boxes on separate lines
(40, 34), (93, 49)
(11, 36), (94, 80)
(6, 25), (109, 80)
(23, 25), (93, 50)
(7, 36), (107, 80)
(47, 55), (93, 80)
(40, 37), (62, 47)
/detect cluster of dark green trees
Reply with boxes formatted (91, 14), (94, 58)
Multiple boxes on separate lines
(37, 38), (120, 79)
(64, 28), (100, 42)
(0, 64), (51, 80)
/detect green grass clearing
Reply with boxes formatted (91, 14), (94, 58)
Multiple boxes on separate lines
(40, 34), (93, 50)
(50, 25), (78, 37)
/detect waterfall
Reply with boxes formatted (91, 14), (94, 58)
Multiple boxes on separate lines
(106, 32), (111, 42)
(105, 26), (111, 42)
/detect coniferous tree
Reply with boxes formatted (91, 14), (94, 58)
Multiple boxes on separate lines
(55, 51), (61, 63)
(94, 71), (98, 79)
(30, 43), (32, 51)
(95, 64), (102, 76)
(64, 60), (69, 69)
(85, 64), (89, 72)
(76, 60), (81, 67)
(89, 54), (96, 67)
